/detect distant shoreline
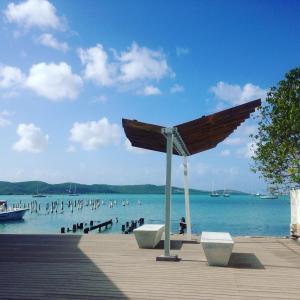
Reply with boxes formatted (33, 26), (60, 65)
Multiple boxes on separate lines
(0, 180), (249, 196)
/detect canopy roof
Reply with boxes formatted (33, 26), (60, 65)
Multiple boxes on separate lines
(122, 99), (261, 156)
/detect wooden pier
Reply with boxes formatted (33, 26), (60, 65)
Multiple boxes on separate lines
(0, 234), (299, 299)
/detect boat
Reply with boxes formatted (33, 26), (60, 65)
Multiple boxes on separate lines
(260, 195), (278, 199)
(32, 183), (46, 198)
(68, 183), (79, 196)
(210, 183), (220, 197)
(210, 192), (220, 197)
(0, 200), (29, 221)
(223, 189), (230, 197)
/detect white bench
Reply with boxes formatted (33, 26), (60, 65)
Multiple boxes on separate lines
(201, 232), (234, 266)
(133, 224), (165, 249)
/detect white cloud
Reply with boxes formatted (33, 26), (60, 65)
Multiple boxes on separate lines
(210, 81), (267, 105)
(237, 141), (257, 158)
(66, 145), (76, 153)
(26, 62), (82, 100)
(124, 138), (147, 154)
(78, 44), (116, 86)
(224, 137), (243, 145)
(220, 149), (231, 157)
(0, 65), (25, 88)
(176, 47), (189, 57)
(0, 110), (13, 128)
(13, 123), (49, 153)
(118, 42), (172, 82)
(4, 0), (64, 30)
(69, 118), (121, 150)
(90, 95), (108, 104)
(170, 83), (184, 93)
(38, 33), (69, 52)
(141, 85), (161, 96)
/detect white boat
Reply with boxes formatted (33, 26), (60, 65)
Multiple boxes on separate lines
(68, 183), (79, 196)
(210, 183), (220, 197)
(260, 195), (278, 199)
(210, 192), (220, 197)
(32, 183), (46, 198)
(0, 201), (29, 221)
(223, 189), (230, 197)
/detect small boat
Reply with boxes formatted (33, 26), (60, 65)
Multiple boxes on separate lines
(68, 183), (79, 196)
(260, 195), (278, 199)
(0, 201), (29, 221)
(210, 183), (220, 197)
(32, 184), (46, 197)
(210, 192), (220, 197)
(223, 189), (230, 197)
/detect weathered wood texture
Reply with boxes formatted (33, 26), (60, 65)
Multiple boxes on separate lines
(122, 99), (261, 156)
(0, 234), (299, 299)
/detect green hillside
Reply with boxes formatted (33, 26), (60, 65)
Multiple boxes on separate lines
(0, 181), (248, 195)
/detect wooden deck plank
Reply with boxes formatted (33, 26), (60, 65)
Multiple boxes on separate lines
(0, 234), (299, 299)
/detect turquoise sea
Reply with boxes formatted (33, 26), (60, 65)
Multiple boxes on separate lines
(0, 194), (290, 236)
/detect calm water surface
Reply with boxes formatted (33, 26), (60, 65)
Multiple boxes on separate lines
(0, 194), (290, 236)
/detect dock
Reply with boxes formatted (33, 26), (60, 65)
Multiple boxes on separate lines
(0, 234), (300, 299)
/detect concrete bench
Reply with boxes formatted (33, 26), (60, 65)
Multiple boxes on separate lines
(201, 232), (234, 266)
(133, 224), (165, 249)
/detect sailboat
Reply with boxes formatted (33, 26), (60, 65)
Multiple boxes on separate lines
(210, 183), (220, 197)
(32, 183), (46, 198)
(223, 189), (230, 197)
(68, 183), (79, 196)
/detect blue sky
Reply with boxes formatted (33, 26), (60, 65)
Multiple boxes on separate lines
(0, 0), (299, 192)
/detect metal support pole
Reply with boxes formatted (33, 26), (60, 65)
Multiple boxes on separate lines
(156, 127), (180, 261)
(164, 129), (173, 257)
(183, 156), (192, 240)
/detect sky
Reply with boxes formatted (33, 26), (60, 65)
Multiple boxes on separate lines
(0, 0), (299, 192)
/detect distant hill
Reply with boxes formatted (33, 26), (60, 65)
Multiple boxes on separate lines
(0, 181), (249, 195)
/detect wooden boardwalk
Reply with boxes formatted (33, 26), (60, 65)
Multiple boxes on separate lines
(0, 234), (300, 299)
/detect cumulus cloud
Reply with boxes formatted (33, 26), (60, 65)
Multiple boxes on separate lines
(26, 62), (82, 100)
(140, 85), (161, 96)
(222, 124), (258, 158)
(220, 149), (231, 157)
(4, 0), (64, 30)
(170, 83), (184, 93)
(176, 47), (189, 57)
(118, 42), (172, 82)
(210, 81), (267, 105)
(0, 65), (25, 88)
(78, 44), (116, 86)
(224, 137), (243, 146)
(237, 141), (257, 158)
(66, 145), (76, 153)
(38, 33), (69, 52)
(0, 110), (13, 128)
(13, 123), (49, 153)
(78, 42), (172, 90)
(124, 138), (147, 154)
(69, 117), (121, 150)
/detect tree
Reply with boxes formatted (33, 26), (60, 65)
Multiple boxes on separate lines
(252, 67), (300, 190)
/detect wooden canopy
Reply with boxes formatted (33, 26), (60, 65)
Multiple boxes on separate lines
(122, 99), (261, 156)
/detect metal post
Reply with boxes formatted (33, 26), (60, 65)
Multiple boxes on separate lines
(164, 129), (173, 257)
(183, 156), (192, 240)
(156, 127), (179, 261)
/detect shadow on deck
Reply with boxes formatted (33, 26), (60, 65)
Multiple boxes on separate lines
(0, 234), (127, 299)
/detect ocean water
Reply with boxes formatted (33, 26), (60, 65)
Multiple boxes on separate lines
(0, 194), (290, 236)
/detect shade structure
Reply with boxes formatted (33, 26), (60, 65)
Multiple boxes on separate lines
(122, 99), (261, 260)
(122, 99), (261, 156)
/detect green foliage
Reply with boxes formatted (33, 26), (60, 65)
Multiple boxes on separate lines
(0, 181), (248, 195)
(252, 68), (300, 189)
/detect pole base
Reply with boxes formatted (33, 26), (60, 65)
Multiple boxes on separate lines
(156, 255), (181, 262)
